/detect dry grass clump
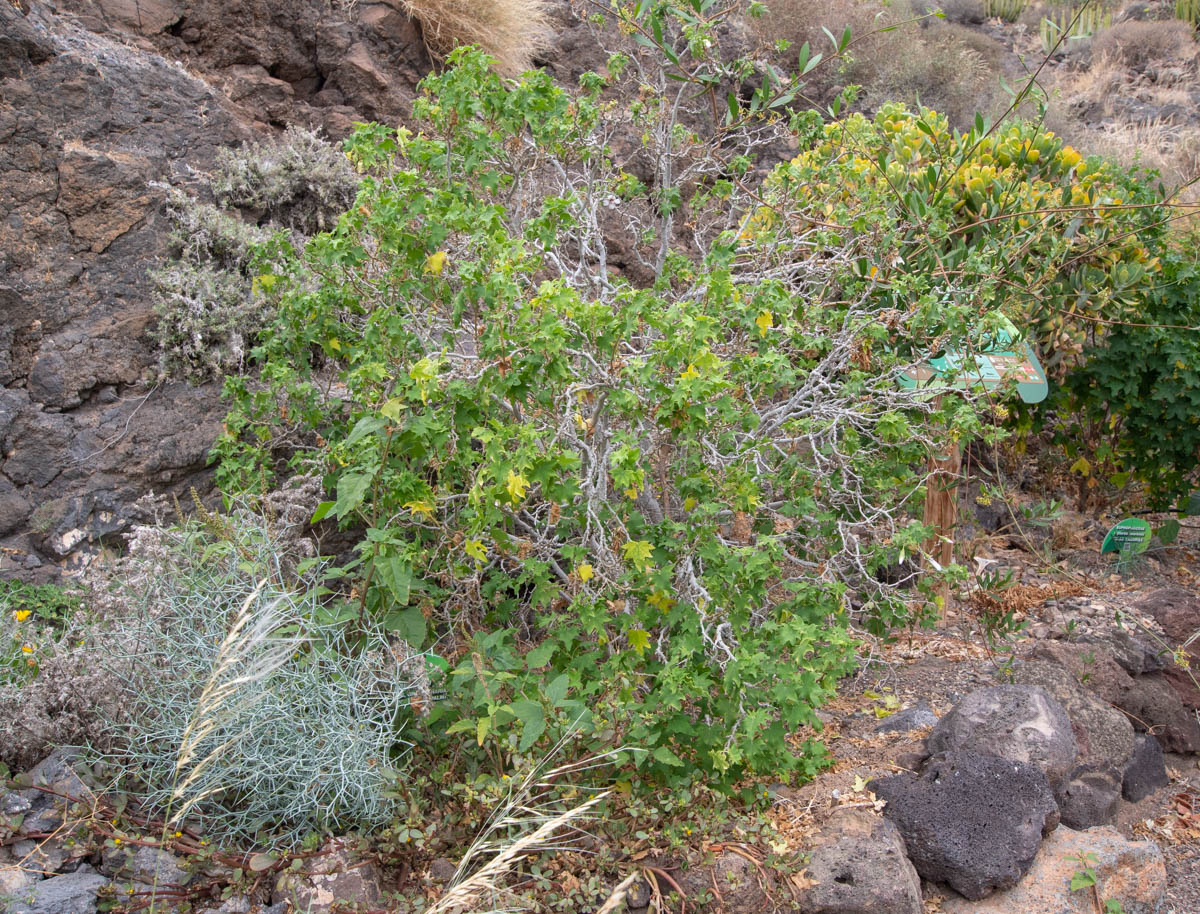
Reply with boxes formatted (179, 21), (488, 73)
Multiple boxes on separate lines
(1090, 19), (1199, 72)
(753, 0), (1007, 129)
(934, 0), (988, 25)
(399, 0), (554, 76)
(426, 754), (611, 914)
(752, 0), (886, 102)
(1088, 119), (1200, 193)
(1044, 19), (1200, 193)
(853, 19), (1006, 128)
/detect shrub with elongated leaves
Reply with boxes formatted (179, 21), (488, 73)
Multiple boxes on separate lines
(777, 102), (1168, 375)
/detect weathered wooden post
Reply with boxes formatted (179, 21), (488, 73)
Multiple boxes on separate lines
(900, 331), (1048, 624)
(923, 397), (961, 576)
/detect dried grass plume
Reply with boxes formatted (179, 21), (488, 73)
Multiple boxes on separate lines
(399, 0), (553, 76)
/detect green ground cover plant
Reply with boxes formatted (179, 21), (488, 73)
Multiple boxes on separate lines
(1, 580), (84, 684)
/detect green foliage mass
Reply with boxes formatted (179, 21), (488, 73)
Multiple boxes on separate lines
(215, 44), (962, 787)
(205, 1), (1191, 796)
(775, 102), (1167, 374)
(768, 99), (1196, 509)
(1050, 242), (1200, 508)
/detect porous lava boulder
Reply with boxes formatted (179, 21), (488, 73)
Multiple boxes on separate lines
(926, 685), (1078, 789)
(938, 825), (1167, 914)
(1012, 660), (1135, 772)
(1055, 762), (1122, 829)
(1030, 641), (1133, 707)
(793, 808), (923, 914)
(1123, 734), (1170, 802)
(1134, 586), (1200, 646)
(1079, 629), (1166, 677)
(869, 752), (1060, 901)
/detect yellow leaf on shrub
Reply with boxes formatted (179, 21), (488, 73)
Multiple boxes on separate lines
(577, 562), (594, 583)
(1069, 457), (1091, 478)
(404, 499), (436, 519)
(627, 628), (651, 657)
(622, 539), (654, 570)
(381, 397), (406, 421)
(425, 251), (448, 275)
(506, 470), (530, 503)
(646, 590), (674, 612)
(755, 310), (774, 336)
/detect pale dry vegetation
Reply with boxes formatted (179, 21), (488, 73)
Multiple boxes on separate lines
(399, 0), (554, 75)
(1090, 19), (1198, 72)
(1047, 17), (1200, 192)
(754, 0), (1008, 129)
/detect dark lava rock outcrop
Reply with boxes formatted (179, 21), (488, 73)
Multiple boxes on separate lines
(870, 751), (1061, 901)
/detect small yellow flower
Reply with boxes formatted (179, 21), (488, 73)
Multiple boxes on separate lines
(113, 838), (122, 845)
(13, 609), (30, 622)
(21, 643), (35, 654)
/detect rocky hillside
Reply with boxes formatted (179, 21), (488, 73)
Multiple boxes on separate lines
(3, 0), (1198, 581)
(0, 0), (434, 581)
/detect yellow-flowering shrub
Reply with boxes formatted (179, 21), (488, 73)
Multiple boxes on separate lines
(769, 103), (1168, 372)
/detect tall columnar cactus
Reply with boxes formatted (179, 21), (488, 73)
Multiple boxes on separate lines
(1178, 0), (1200, 27)
(1040, 4), (1113, 56)
(984, 0), (1028, 22)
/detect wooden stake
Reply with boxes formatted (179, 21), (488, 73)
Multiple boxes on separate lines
(924, 404), (961, 623)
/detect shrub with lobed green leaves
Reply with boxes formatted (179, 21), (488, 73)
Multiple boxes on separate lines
(216, 24), (986, 787)
(204, 0), (1194, 789)
(1049, 242), (1200, 509)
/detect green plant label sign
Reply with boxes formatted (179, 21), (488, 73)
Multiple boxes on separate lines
(1101, 518), (1152, 555)
(898, 341), (1048, 403)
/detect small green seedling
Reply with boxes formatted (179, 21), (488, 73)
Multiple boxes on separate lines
(1070, 852), (1125, 914)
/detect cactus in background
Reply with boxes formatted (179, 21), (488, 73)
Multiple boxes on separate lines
(1040, 4), (1113, 56)
(1178, 0), (1200, 26)
(985, 0), (1028, 21)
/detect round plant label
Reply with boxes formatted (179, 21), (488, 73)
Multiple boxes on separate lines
(1100, 518), (1152, 555)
